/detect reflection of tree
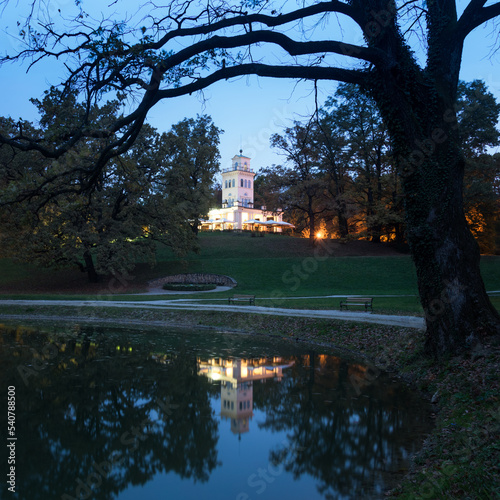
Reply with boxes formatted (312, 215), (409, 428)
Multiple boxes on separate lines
(0, 326), (432, 500)
(254, 353), (431, 499)
(0, 325), (220, 500)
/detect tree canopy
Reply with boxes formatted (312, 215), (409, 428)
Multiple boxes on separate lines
(258, 80), (498, 249)
(0, 98), (221, 281)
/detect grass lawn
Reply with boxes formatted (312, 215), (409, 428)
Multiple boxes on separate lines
(1, 232), (499, 315)
(148, 232), (422, 296)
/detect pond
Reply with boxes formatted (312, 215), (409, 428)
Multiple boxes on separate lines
(0, 321), (433, 500)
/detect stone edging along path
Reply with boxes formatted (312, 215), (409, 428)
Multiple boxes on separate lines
(0, 298), (425, 330)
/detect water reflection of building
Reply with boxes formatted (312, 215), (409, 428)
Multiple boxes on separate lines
(197, 357), (294, 436)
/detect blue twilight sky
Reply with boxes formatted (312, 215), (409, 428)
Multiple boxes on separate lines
(0, 0), (499, 175)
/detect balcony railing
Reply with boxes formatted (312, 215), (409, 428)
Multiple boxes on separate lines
(222, 200), (254, 208)
(222, 165), (254, 173)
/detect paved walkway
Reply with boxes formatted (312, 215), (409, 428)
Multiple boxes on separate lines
(2, 283), (496, 330)
(3, 287), (498, 329)
(0, 297), (425, 329)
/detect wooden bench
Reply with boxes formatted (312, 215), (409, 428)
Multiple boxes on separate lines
(340, 297), (373, 312)
(228, 294), (256, 305)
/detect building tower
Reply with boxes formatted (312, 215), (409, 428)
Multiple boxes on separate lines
(222, 150), (256, 208)
(204, 149), (285, 231)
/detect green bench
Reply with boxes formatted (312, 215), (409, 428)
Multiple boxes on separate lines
(228, 294), (256, 305)
(340, 297), (373, 312)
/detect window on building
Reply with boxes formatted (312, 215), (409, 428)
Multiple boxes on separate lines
(241, 179), (244, 187)
(232, 179), (235, 187)
(248, 180), (251, 189)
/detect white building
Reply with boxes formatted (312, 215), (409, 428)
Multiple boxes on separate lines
(203, 150), (287, 231)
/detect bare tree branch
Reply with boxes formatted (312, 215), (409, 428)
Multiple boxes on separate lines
(457, 1), (500, 40)
(155, 62), (365, 101)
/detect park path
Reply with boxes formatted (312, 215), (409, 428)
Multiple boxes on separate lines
(0, 297), (425, 329)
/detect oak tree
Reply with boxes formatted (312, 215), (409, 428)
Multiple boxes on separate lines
(0, 94), (198, 281)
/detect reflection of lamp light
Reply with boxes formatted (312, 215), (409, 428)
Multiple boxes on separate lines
(210, 373), (221, 381)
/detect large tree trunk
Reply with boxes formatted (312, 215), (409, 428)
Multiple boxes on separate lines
(351, 0), (499, 356)
(391, 177), (405, 247)
(308, 208), (316, 246)
(393, 221), (405, 248)
(360, 9), (500, 355)
(83, 250), (100, 283)
(393, 103), (499, 356)
(407, 161), (499, 355)
(190, 218), (200, 235)
(337, 208), (349, 238)
(329, 180), (349, 238)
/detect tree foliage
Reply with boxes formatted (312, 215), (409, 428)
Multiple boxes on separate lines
(322, 83), (402, 243)
(0, 98), (221, 280)
(458, 80), (500, 253)
(269, 121), (329, 245)
(160, 115), (222, 234)
(262, 80), (498, 250)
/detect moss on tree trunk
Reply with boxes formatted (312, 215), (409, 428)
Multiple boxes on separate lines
(377, 82), (500, 356)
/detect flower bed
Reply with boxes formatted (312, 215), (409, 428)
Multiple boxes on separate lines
(161, 283), (217, 292)
(149, 273), (236, 288)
